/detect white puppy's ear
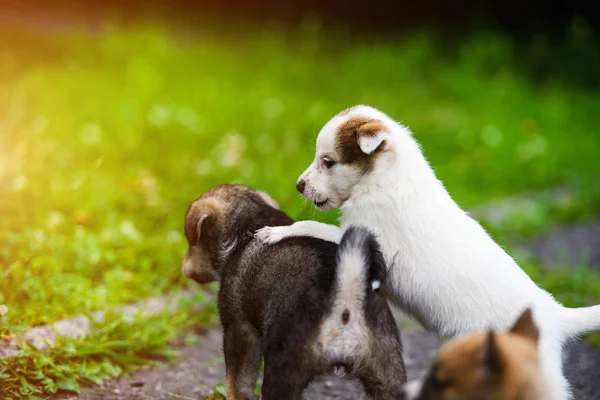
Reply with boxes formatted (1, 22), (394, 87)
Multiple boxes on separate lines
(357, 121), (389, 154)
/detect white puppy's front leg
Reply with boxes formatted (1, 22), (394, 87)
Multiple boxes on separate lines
(402, 379), (424, 400)
(255, 221), (343, 245)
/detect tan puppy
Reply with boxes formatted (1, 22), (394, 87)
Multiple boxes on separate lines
(407, 308), (546, 400)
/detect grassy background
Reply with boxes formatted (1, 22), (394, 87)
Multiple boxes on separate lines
(0, 18), (600, 396)
(1, 21), (600, 329)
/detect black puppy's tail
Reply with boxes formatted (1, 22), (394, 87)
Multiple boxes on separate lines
(335, 225), (387, 301)
(320, 226), (387, 359)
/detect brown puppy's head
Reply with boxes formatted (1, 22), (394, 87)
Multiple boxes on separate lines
(414, 308), (543, 400)
(181, 185), (279, 284)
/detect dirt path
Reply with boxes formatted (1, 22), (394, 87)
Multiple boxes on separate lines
(55, 325), (600, 399)
(56, 326), (439, 400)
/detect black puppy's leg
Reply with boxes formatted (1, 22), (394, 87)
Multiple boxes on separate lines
(359, 371), (405, 400)
(223, 323), (262, 400)
(261, 348), (313, 400)
(357, 334), (406, 400)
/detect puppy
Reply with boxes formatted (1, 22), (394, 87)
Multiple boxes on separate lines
(182, 184), (406, 400)
(255, 105), (600, 399)
(406, 308), (545, 400)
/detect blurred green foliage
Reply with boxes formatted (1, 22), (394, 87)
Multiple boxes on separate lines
(0, 22), (599, 333)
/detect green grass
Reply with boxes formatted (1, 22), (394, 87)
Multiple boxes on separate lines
(0, 290), (216, 398)
(0, 19), (600, 396)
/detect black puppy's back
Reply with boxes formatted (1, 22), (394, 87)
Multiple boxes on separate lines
(218, 225), (406, 399)
(219, 234), (339, 340)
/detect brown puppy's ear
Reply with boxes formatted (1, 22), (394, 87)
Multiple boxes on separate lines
(184, 210), (212, 246)
(510, 308), (539, 343)
(357, 121), (389, 154)
(481, 331), (504, 384)
(195, 214), (210, 243)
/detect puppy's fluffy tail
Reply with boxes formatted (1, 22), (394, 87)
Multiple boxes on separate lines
(320, 226), (387, 360)
(329, 226), (386, 332)
(559, 304), (600, 339)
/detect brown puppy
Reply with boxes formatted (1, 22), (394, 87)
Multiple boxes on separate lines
(182, 184), (406, 400)
(408, 308), (545, 400)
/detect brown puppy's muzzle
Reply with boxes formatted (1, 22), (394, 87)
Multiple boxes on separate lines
(188, 271), (216, 285)
(181, 255), (217, 284)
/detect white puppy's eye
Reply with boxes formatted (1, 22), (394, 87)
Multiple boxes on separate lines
(321, 156), (337, 169)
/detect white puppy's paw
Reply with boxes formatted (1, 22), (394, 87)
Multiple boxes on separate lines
(403, 379), (423, 400)
(254, 226), (291, 245)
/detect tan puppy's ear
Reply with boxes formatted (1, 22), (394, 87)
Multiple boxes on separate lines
(357, 121), (389, 154)
(510, 308), (539, 343)
(481, 331), (504, 383)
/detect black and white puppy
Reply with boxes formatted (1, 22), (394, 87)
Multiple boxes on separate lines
(182, 184), (406, 400)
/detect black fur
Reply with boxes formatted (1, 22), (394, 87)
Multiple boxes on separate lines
(187, 186), (406, 400)
(337, 225), (388, 291)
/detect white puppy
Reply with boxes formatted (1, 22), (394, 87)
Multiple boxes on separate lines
(256, 105), (600, 400)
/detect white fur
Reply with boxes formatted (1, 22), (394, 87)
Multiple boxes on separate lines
(255, 220), (342, 244)
(256, 105), (600, 400)
(317, 239), (370, 364)
(219, 236), (238, 261)
(357, 130), (388, 154)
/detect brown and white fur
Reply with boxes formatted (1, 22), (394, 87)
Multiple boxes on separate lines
(255, 105), (600, 400)
(406, 308), (546, 400)
(182, 184), (406, 400)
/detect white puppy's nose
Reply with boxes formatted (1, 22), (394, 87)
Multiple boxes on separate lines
(296, 179), (306, 194)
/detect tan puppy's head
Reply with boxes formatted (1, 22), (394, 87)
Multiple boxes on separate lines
(412, 308), (544, 400)
(181, 184), (279, 284)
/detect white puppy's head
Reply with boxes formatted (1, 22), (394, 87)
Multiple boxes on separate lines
(297, 105), (407, 210)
